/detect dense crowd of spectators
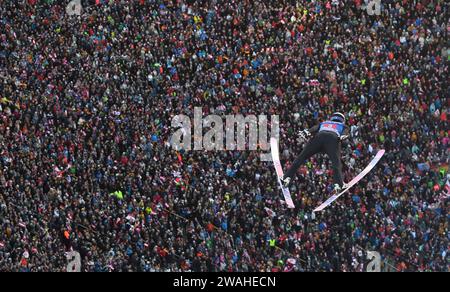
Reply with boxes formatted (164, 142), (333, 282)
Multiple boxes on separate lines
(0, 0), (448, 272)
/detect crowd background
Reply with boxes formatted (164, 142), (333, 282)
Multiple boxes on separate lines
(0, 0), (448, 272)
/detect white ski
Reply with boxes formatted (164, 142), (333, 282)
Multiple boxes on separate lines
(270, 138), (295, 209)
(313, 149), (385, 212)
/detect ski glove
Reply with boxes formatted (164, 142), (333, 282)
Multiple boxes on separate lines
(340, 135), (349, 141)
(298, 129), (311, 142)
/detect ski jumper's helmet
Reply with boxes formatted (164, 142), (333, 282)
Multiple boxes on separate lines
(330, 112), (345, 123)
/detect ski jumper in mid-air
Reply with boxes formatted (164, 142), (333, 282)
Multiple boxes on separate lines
(282, 112), (349, 192)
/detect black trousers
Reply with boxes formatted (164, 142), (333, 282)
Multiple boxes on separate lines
(285, 132), (344, 186)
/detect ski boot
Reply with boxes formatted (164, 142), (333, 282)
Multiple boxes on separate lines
(333, 183), (349, 194)
(281, 176), (291, 189)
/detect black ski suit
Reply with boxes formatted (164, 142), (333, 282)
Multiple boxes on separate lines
(284, 122), (348, 187)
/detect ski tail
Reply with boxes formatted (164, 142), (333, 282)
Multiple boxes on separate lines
(313, 149), (385, 212)
(270, 138), (295, 209)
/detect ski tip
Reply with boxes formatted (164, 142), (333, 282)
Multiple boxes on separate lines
(280, 199), (295, 209)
